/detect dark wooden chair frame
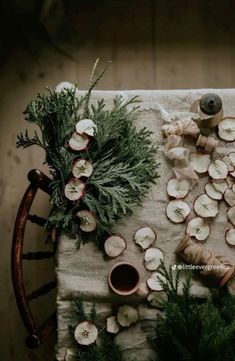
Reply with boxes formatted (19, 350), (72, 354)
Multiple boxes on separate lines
(11, 169), (57, 349)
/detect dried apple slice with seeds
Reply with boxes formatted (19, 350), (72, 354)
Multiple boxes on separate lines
(194, 194), (218, 218)
(166, 200), (190, 223)
(166, 178), (190, 199)
(74, 321), (98, 346)
(64, 179), (85, 201)
(134, 227), (156, 250)
(189, 153), (211, 174)
(225, 229), (235, 246)
(186, 217), (210, 241)
(144, 248), (164, 271)
(208, 159), (228, 180)
(76, 210), (97, 232)
(104, 235), (126, 258)
(72, 159), (93, 178)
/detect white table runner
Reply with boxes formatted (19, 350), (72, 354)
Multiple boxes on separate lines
(56, 89), (235, 361)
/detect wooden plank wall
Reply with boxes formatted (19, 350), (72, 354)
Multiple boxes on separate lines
(0, 0), (235, 360)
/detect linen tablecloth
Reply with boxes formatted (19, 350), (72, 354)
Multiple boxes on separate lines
(56, 89), (235, 361)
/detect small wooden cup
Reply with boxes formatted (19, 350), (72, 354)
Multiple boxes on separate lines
(108, 262), (140, 296)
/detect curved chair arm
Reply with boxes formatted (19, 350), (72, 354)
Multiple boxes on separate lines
(11, 169), (57, 348)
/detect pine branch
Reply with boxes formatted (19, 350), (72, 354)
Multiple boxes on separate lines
(149, 266), (235, 361)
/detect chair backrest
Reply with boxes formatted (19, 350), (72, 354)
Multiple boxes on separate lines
(11, 169), (57, 348)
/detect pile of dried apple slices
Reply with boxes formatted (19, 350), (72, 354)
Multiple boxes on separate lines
(64, 119), (98, 233)
(166, 150), (235, 243)
(133, 226), (167, 305)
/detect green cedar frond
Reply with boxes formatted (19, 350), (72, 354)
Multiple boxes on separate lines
(16, 130), (45, 150)
(66, 297), (125, 361)
(17, 64), (159, 244)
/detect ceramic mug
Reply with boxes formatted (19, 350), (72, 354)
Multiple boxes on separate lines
(108, 262), (140, 296)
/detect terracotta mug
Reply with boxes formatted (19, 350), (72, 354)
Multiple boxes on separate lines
(108, 262), (140, 296)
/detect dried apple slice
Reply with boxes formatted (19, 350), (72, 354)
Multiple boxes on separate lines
(147, 291), (167, 308)
(166, 178), (190, 199)
(186, 217), (210, 241)
(72, 159), (93, 178)
(213, 180), (228, 194)
(194, 194), (218, 218)
(76, 119), (97, 137)
(104, 235), (126, 258)
(64, 179), (85, 201)
(218, 118), (235, 141)
(147, 272), (166, 291)
(225, 229), (235, 246)
(228, 153), (235, 167)
(117, 305), (138, 327)
(106, 316), (120, 334)
(208, 159), (228, 180)
(227, 206), (235, 226)
(227, 177), (234, 188)
(166, 200), (190, 223)
(144, 248), (164, 271)
(222, 156), (234, 172)
(189, 153), (211, 173)
(74, 321), (98, 346)
(224, 188), (235, 207)
(134, 227), (156, 250)
(69, 132), (90, 151)
(205, 183), (223, 200)
(76, 210), (97, 232)
(65, 348), (77, 361)
(228, 153), (235, 177)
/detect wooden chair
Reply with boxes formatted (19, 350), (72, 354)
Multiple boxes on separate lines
(11, 169), (57, 349)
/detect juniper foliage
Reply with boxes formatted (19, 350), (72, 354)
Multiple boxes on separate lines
(16, 63), (159, 244)
(149, 263), (235, 361)
(67, 298), (124, 361)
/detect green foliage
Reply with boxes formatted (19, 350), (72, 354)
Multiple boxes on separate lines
(16, 62), (159, 244)
(149, 263), (235, 361)
(67, 298), (124, 361)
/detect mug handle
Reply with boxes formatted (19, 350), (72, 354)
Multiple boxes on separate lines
(136, 282), (149, 297)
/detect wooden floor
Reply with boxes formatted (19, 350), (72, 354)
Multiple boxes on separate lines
(1, 0), (235, 360)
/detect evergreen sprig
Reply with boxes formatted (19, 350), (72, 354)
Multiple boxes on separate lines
(16, 62), (159, 244)
(149, 264), (235, 361)
(67, 297), (124, 361)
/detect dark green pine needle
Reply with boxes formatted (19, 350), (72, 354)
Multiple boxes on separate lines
(148, 263), (235, 361)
